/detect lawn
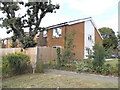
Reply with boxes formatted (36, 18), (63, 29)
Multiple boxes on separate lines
(2, 73), (118, 88)
(105, 59), (118, 67)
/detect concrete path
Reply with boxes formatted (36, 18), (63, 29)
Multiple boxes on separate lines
(44, 69), (118, 83)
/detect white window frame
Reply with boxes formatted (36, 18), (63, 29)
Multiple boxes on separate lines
(88, 34), (92, 41)
(43, 31), (47, 37)
(52, 46), (62, 53)
(53, 28), (62, 38)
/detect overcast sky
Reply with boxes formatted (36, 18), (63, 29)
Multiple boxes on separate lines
(0, 0), (119, 39)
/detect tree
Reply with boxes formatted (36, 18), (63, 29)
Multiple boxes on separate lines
(98, 27), (118, 50)
(92, 44), (106, 67)
(0, 1), (59, 49)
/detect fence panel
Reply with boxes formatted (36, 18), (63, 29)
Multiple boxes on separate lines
(0, 47), (57, 64)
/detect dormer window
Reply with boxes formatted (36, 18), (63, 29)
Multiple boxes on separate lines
(53, 28), (62, 38)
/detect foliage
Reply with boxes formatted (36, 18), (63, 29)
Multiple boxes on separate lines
(62, 31), (76, 64)
(2, 53), (30, 76)
(98, 27), (118, 50)
(2, 57), (11, 77)
(56, 48), (62, 68)
(92, 44), (106, 68)
(47, 60), (57, 69)
(36, 60), (43, 73)
(76, 44), (118, 76)
(76, 59), (118, 76)
(105, 48), (114, 59)
(0, 1), (59, 49)
(46, 60), (76, 71)
(76, 60), (93, 73)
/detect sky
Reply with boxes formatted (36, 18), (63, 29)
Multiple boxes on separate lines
(0, 0), (119, 39)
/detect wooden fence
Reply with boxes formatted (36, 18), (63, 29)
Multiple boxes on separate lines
(0, 47), (57, 64)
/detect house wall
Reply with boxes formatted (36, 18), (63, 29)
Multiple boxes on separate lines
(47, 22), (85, 60)
(84, 20), (95, 59)
(95, 28), (103, 45)
(47, 27), (65, 48)
(46, 21), (102, 60)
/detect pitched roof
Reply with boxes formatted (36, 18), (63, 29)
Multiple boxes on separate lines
(47, 17), (103, 39)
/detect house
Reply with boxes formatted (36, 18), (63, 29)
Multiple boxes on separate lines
(37, 17), (103, 59)
(1, 17), (103, 60)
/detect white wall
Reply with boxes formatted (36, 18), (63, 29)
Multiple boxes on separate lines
(84, 20), (95, 59)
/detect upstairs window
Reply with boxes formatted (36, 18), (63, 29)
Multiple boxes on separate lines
(36, 31), (47, 38)
(88, 34), (92, 41)
(53, 28), (62, 38)
(43, 31), (47, 37)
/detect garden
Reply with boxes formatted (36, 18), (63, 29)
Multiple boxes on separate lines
(1, 43), (119, 88)
(1, 32), (119, 88)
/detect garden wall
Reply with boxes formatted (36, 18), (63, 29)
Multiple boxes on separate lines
(0, 47), (57, 64)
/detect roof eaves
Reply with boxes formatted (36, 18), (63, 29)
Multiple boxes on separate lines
(47, 17), (92, 29)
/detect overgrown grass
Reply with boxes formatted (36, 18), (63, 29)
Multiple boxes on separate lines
(2, 73), (118, 88)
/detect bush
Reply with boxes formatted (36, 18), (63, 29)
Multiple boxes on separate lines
(109, 65), (118, 76)
(92, 44), (106, 68)
(2, 53), (30, 76)
(36, 60), (43, 73)
(76, 60), (93, 73)
(2, 58), (11, 77)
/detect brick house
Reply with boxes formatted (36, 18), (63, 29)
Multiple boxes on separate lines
(37, 17), (103, 59)
(1, 17), (103, 60)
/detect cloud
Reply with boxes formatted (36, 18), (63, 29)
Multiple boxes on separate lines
(52, 0), (118, 15)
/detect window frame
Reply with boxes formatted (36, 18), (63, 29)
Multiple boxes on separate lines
(52, 27), (62, 38)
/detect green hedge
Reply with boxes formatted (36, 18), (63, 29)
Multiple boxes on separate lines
(2, 53), (30, 77)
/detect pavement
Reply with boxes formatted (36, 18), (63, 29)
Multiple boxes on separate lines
(44, 69), (118, 83)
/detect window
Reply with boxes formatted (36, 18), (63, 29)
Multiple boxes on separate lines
(53, 28), (62, 38)
(36, 31), (47, 38)
(53, 46), (62, 53)
(88, 35), (92, 41)
(43, 31), (47, 37)
(86, 48), (92, 55)
(52, 46), (62, 48)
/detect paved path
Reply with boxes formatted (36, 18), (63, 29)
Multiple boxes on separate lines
(44, 69), (118, 83)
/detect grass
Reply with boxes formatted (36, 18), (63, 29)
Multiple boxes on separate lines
(105, 59), (118, 67)
(2, 73), (118, 88)
(0, 59), (2, 89)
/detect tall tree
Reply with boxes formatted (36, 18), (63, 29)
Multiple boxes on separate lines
(98, 27), (118, 50)
(0, 1), (59, 49)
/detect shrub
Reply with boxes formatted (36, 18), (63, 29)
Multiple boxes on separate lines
(109, 66), (118, 76)
(36, 60), (43, 73)
(56, 48), (62, 68)
(76, 60), (93, 73)
(2, 53), (30, 76)
(48, 60), (57, 69)
(92, 44), (106, 68)
(2, 57), (11, 77)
